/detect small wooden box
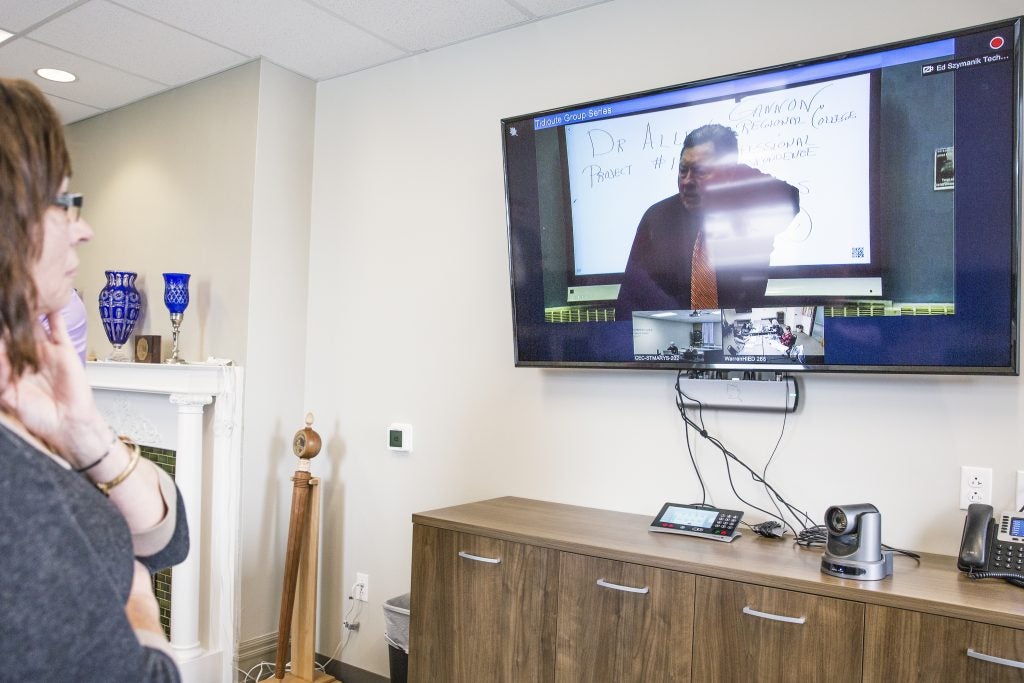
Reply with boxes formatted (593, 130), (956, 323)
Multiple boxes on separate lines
(133, 335), (162, 363)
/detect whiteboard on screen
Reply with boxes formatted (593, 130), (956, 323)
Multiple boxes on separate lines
(565, 73), (872, 276)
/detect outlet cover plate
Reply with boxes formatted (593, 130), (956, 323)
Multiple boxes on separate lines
(959, 466), (993, 510)
(355, 572), (369, 602)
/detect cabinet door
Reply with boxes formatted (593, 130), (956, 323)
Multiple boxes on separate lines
(692, 576), (864, 682)
(864, 604), (1024, 682)
(409, 524), (558, 683)
(555, 552), (695, 682)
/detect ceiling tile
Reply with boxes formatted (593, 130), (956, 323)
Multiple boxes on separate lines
(114, 0), (408, 80)
(0, 37), (165, 109)
(0, 0), (611, 123)
(0, 0), (79, 32)
(512, 0), (611, 16)
(28, 0), (247, 85)
(312, 0), (529, 51)
(46, 93), (105, 124)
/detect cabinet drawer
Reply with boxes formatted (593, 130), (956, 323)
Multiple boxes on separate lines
(865, 604), (1024, 682)
(409, 525), (558, 683)
(556, 552), (694, 682)
(692, 576), (864, 682)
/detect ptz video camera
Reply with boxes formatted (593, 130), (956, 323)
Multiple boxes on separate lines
(820, 503), (893, 581)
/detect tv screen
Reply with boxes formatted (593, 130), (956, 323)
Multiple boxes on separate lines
(503, 17), (1021, 374)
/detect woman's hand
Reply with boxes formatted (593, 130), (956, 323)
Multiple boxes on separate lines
(125, 561), (165, 637)
(1, 310), (167, 532)
(0, 311), (109, 468)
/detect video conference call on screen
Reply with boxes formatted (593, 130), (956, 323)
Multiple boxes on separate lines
(503, 18), (1021, 375)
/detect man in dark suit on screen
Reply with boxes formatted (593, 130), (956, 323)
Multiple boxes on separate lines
(615, 124), (800, 318)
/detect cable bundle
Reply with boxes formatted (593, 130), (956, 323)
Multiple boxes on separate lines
(675, 371), (816, 539)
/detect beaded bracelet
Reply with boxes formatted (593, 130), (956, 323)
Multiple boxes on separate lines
(74, 428), (119, 473)
(95, 437), (142, 496)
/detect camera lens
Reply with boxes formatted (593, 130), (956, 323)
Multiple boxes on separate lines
(828, 507), (847, 533)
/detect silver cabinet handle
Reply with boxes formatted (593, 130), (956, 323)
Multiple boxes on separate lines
(967, 648), (1024, 669)
(596, 578), (649, 594)
(458, 551), (501, 564)
(742, 606), (806, 624)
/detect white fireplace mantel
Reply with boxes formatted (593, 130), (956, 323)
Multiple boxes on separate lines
(88, 361), (245, 683)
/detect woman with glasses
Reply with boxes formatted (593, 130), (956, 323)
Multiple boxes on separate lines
(0, 78), (187, 680)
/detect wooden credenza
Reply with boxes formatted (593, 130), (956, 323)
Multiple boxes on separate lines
(409, 497), (1024, 682)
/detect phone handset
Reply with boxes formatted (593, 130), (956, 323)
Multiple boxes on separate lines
(957, 503), (993, 571)
(958, 503), (1024, 588)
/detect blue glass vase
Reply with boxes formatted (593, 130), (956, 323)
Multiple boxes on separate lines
(98, 270), (141, 361)
(163, 272), (190, 364)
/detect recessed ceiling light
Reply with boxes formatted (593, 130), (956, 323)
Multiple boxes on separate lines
(36, 68), (77, 83)
(0, 29), (13, 44)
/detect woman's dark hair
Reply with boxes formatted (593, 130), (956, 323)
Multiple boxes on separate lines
(0, 78), (72, 379)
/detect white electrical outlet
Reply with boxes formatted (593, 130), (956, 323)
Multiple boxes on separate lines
(355, 572), (369, 602)
(959, 466), (993, 510)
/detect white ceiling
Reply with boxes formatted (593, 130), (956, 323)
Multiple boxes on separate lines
(0, 0), (610, 124)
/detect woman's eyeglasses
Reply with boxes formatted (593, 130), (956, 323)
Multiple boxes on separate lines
(53, 193), (84, 222)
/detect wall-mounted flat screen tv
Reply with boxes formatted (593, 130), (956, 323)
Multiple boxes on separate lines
(503, 17), (1021, 374)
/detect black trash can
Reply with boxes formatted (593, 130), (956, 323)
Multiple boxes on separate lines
(383, 593), (410, 683)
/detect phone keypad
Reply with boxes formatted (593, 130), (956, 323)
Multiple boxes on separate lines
(713, 514), (740, 532)
(992, 542), (1024, 571)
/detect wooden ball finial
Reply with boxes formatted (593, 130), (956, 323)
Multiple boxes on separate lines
(292, 412), (322, 459)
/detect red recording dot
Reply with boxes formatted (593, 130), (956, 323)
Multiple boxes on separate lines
(990, 36), (1005, 50)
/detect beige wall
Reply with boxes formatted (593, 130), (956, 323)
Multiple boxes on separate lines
(69, 60), (260, 364)
(68, 57), (316, 662)
(308, 0), (1024, 675)
(238, 60), (316, 640)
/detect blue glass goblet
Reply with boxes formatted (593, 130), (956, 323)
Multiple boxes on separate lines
(163, 272), (190, 364)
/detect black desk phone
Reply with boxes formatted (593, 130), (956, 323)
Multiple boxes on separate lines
(958, 503), (1024, 587)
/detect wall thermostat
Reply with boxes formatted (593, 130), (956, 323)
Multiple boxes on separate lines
(387, 423), (413, 452)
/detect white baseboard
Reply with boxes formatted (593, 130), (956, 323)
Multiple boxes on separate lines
(235, 633), (278, 681)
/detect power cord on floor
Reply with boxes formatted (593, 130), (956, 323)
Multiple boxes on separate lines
(238, 661), (290, 682)
(237, 659), (332, 682)
(236, 580), (365, 681)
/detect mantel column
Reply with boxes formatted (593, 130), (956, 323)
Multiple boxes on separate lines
(168, 392), (212, 661)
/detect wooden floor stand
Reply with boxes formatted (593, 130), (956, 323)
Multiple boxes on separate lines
(281, 478), (337, 683)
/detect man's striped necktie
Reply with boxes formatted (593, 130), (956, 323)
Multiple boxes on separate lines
(690, 231), (718, 310)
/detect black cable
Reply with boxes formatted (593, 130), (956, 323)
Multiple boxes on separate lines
(747, 520), (785, 539)
(881, 544), (921, 562)
(682, 404), (808, 536)
(719, 446), (795, 534)
(674, 371), (816, 537)
(796, 525), (828, 548)
(684, 424), (708, 507)
(675, 373), (708, 506)
(760, 392), (790, 533)
(674, 372), (918, 558)
(967, 570), (1024, 589)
